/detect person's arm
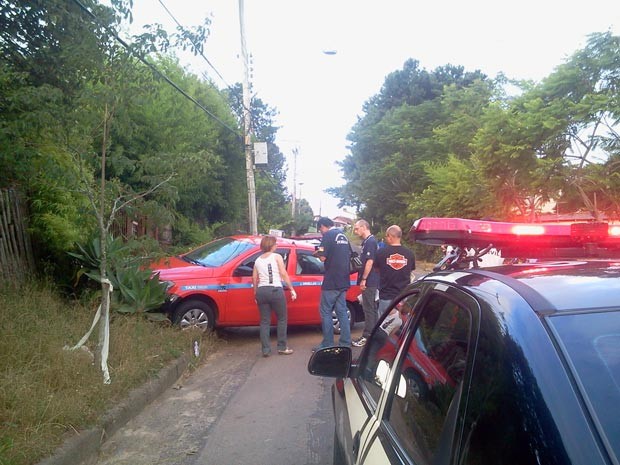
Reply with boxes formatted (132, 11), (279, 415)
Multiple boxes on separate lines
(275, 255), (297, 301)
(360, 259), (373, 289)
(252, 263), (259, 296)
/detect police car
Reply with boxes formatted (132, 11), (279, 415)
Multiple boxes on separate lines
(308, 217), (620, 465)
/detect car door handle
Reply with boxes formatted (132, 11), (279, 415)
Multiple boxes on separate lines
(352, 430), (361, 461)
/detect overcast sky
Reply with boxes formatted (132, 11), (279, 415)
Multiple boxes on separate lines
(125, 0), (619, 219)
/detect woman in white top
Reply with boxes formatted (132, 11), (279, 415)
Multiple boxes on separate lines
(252, 235), (297, 356)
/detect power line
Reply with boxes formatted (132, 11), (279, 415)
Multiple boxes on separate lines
(72, 0), (242, 140)
(155, 0), (254, 118)
(157, 0), (232, 89)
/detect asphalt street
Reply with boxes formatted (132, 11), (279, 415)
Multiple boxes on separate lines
(92, 323), (363, 465)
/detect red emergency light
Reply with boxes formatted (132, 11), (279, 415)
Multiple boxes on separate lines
(409, 217), (620, 259)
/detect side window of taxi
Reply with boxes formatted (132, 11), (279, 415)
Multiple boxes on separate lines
(360, 292), (420, 405)
(386, 293), (471, 464)
(234, 249), (290, 277)
(296, 250), (324, 275)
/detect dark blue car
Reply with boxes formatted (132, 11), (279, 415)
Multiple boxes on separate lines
(308, 218), (620, 465)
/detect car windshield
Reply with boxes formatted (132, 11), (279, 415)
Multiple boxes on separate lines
(183, 238), (255, 267)
(548, 310), (620, 461)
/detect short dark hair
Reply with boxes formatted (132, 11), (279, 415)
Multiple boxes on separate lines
(317, 217), (334, 228)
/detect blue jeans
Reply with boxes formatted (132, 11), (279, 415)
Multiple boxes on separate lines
(255, 286), (288, 354)
(319, 289), (351, 348)
(378, 298), (392, 317)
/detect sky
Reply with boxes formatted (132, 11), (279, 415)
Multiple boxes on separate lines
(124, 0), (619, 219)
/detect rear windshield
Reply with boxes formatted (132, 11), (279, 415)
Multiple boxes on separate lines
(183, 238), (255, 267)
(549, 311), (620, 460)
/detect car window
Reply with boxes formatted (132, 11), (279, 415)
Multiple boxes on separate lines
(296, 250), (324, 275)
(384, 293), (471, 464)
(184, 238), (255, 267)
(234, 249), (290, 277)
(549, 310), (620, 461)
(360, 292), (420, 406)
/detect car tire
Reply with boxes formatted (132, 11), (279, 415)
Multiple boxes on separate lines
(333, 426), (346, 465)
(333, 303), (354, 335)
(173, 300), (215, 332)
(405, 369), (428, 401)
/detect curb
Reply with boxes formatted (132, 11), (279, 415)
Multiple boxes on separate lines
(36, 354), (191, 465)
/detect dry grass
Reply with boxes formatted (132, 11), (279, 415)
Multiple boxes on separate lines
(0, 282), (215, 465)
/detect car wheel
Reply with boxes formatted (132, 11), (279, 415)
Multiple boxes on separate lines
(173, 300), (215, 332)
(333, 426), (346, 465)
(333, 303), (354, 335)
(405, 369), (428, 401)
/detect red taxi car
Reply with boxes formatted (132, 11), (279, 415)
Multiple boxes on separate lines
(151, 235), (363, 332)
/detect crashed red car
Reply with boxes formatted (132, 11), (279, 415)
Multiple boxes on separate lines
(151, 235), (363, 332)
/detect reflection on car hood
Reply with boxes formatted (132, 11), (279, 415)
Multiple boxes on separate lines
(150, 256), (216, 279)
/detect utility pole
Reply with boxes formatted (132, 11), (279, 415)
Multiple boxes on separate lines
(291, 147), (298, 217)
(291, 147), (300, 236)
(239, 0), (258, 234)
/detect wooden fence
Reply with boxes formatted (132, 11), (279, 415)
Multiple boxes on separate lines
(0, 188), (35, 284)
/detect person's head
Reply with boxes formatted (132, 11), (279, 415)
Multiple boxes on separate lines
(385, 225), (403, 245)
(260, 235), (277, 252)
(316, 216), (334, 234)
(353, 219), (371, 239)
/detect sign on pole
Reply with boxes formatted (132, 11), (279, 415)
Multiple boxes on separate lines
(254, 142), (268, 165)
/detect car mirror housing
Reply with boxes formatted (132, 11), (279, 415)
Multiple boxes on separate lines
(307, 347), (352, 378)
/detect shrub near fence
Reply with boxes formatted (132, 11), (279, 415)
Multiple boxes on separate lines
(0, 188), (34, 284)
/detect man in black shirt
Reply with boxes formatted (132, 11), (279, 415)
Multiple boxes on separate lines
(314, 217), (352, 350)
(374, 225), (415, 315)
(352, 219), (379, 347)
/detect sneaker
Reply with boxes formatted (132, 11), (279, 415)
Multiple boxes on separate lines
(352, 337), (367, 347)
(278, 347), (294, 355)
(262, 351), (271, 357)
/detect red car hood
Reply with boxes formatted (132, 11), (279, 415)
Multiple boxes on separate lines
(149, 256), (216, 280)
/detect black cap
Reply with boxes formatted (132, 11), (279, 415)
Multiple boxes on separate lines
(317, 217), (334, 228)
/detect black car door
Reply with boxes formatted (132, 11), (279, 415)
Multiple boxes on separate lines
(358, 284), (480, 464)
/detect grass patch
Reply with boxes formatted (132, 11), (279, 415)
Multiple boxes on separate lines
(0, 281), (215, 465)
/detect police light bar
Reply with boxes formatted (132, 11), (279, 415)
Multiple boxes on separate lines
(410, 217), (620, 258)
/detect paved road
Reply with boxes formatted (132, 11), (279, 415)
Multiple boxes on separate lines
(93, 323), (363, 465)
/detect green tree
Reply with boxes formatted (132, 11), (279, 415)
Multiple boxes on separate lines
(530, 31), (620, 219)
(110, 57), (246, 237)
(332, 59), (488, 226)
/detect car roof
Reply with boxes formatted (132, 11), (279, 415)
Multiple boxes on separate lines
(424, 260), (620, 315)
(229, 235), (317, 250)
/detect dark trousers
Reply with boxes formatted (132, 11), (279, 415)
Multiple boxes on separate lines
(255, 286), (288, 354)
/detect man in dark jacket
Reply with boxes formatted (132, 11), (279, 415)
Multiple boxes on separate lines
(314, 217), (351, 350)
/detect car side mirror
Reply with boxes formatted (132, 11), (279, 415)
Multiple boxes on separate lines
(233, 265), (253, 277)
(307, 346), (352, 378)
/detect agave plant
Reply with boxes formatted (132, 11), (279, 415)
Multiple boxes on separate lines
(110, 265), (168, 321)
(69, 235), (167, 319)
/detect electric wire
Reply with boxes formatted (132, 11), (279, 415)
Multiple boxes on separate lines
(72, 0), (242, 140)
(155, 0), (253, 119)
(157, 0), (232, 89)
(73, 0), (291, 203)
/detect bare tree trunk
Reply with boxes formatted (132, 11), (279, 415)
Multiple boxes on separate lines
(96, 102), (112, 384)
